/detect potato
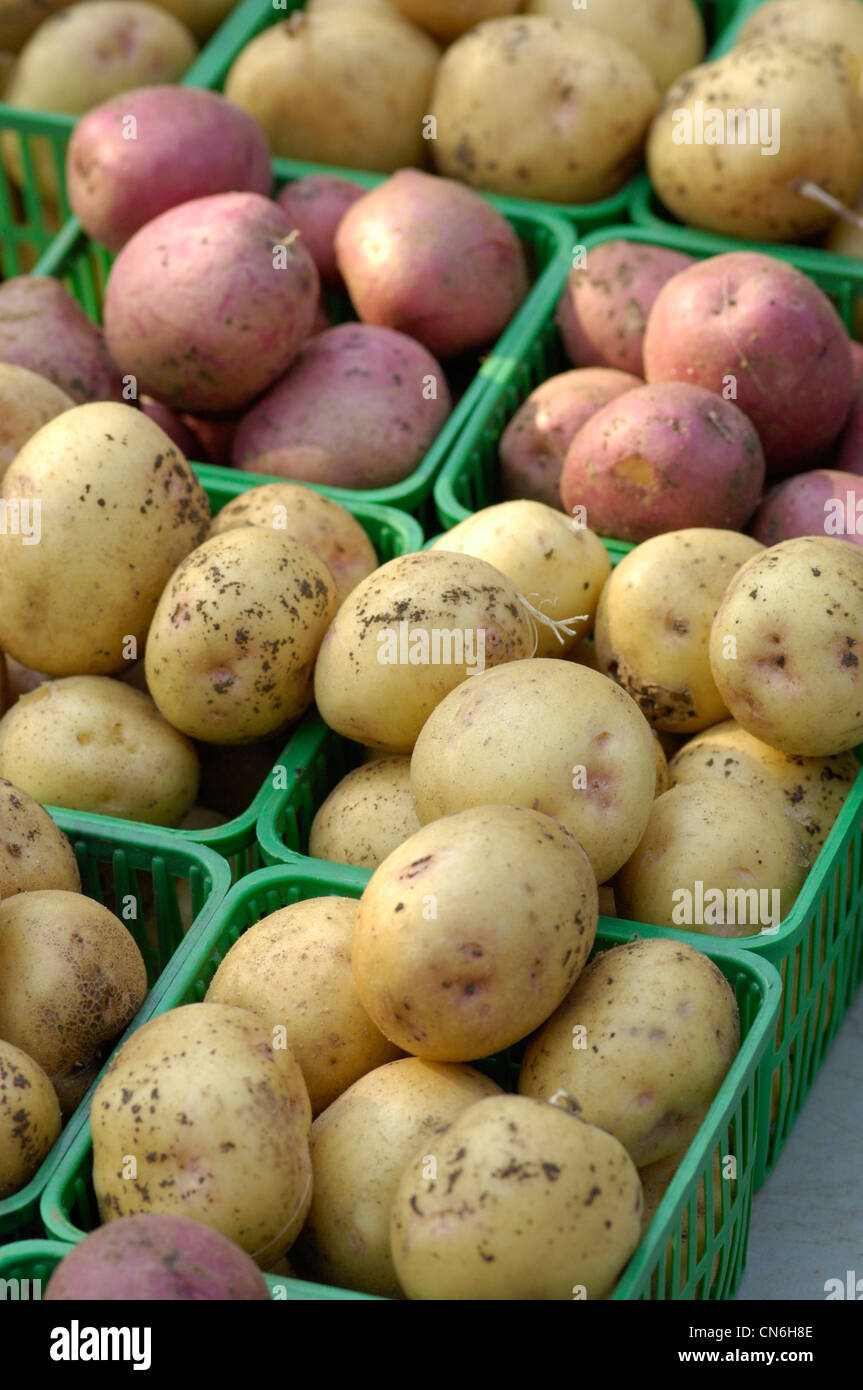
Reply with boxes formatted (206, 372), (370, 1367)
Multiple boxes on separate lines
(0, 776), (80, 899)
(335, 170), (529, 360)
(736, 0), (863, 81)
(431, 502), (611, 656)
(223, 9), (440, 172)
(499, 368), (642, 509)
(0, 0), (80, 53)
(669, 719), (859, 861)
(0, 677), (200, 826)
(91, 1003), (313, 1267)
(67, 86), (272, 253)
(0, 364), (73, 478)
(643, 253), (856, 476)
(393, 0), (519, 40)
(2, 1), (198, 198)
(392, 1093), (641, 1300)
(140, 397), (201, 458)
(556, 241), (695, 378)
(526, 0), (705, 91)
(205, 896), (402, 1115)
(0, 402), (210, 677)
(653, 731), (671, 797)
(614, 781), (810, 936)
(210, 483), (378, 604)
(520, 937), (740, 1166)
(0, 1038), (61, 1197)
(275, 176), (365, 289)
(145, 528), (337, 746)
(410, 658), (656, 883)
(0, 888), (147, 1114)
(430, 17), (660, 203)
(352, 804), (598, 1063)
(0, 277), (120, 404)
(313, 549), (534, 754)
(560, 383), (766, 543)
(232, 324), (452, 489)
(647, 41), (863, 242)
(751, 470), (863, 548)
(308, 758), (421, 869)
(103, 192), (319, 415)
(708, 537), (863, 756)
(833, 385), (863, 474)
(147, 0), (236, 41)
(292, 1056), (502, 1297)
(45, 1213), (270, 1300)
(594, 530), (764, 734)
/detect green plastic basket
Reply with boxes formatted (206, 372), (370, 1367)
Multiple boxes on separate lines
(433, 221), (863, 533)
(0, 1237), (374, 1301)
(25, 464), (420, 884)
(0, 810), (230, 1244)
(39, 861), (781, 1301)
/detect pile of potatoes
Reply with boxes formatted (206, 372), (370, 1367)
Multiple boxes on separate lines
(80, 867), (742, 1300)
(0, 778), (149, 1199)
(499, 238), (863, 547)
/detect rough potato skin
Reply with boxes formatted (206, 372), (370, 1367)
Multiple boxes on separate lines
(0, 776), (80, 900)
(45, 1214), (271, 1300)
(708, 537), (863, 756)
(643, 253), (855, 475)
(390, 1094), (643, 1300)
(520, 938), (741, 1165)
(0, 889), (147, 1115)
(145, 527), (338, 744)
(0, 277), (121, 404)
(0, 1038), (61, 1198)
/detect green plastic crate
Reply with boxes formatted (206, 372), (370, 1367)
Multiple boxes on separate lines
(39, 862), (781, 1301)
(25, 464), (421, 883)
(0, 810), (230, 1244)
(433, 221), (863, 532)
(0, 1237), (373, 1301)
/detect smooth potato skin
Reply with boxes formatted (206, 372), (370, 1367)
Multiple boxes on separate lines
(394, 0), (519, 41)
(527, 0), (705, 90)
(293, 1057), (501, 1298)
(708, 537), (863, 756)
(92, 1004), (313, 1268)
(0, 364), (73, 477)
(45, 1213), (270, 1300)
(0, 1039), (61, 1198)
(750, 470), (863, 548)
(145, 528), (338, 745)
(275, 176), (365, 288)
(0, 776), (80, 899)
(0, 678), (200, 826)
(410, 659), (656, 884)
(0, 277), (120, 404)
(519, 938), (741, 1166)
(308, 757), (421, 869)
(391, 1095), (643, 1300)
(0, 889), (147, 1115)
(351, 804), (599, 1062)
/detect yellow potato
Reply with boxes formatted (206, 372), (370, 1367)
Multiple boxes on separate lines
(0, 889), (147, 1115)
(292, 1056), (502, 1297)
(520, 936), (740, 1166)
(0, 776), (80, 899)
(308, 757), (421, 870)
(0, 1039), (61, 1197)
(205, 896), (402, 1115)
(736, 0), (863, 82)
(391, 1094), (643, 1300)
(430, 501), (611, 657)
(0, 677), (200, 826)
(526, 0), (706, 91)
(393, 0), (520, 41)
(352, 803), (598, 1062)
(0, 364), (73, 478)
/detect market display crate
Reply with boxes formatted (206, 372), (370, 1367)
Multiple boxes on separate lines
(39, 861), (782, 1301)
(432, 221), (863, 534)
(0, 810), (230, 1244)
(25, 464), (421, 884)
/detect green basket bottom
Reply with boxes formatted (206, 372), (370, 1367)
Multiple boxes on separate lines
(40, 865), (781, 1301)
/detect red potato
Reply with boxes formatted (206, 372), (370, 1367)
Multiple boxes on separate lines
(45, 1214), (270, 1300)
(233, 323), (452, 489)
(850, 341), (863, 389)
(643, 252), (855, 475)
(103, 192), (320, 414)
(66, 86), (273, 253)
(750, 469), (863, 548)
(832, 385), (863, 476)
(183, 413), (239, 467)
(276, 175), (366, 288)
(556, 241), (696, 377)
(500, 367), (643, 509)
(140, 396), (202, 458)
(560, 381), (765, 543)
(335, 168), (529, 359)
(0, 276), (121, 403)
